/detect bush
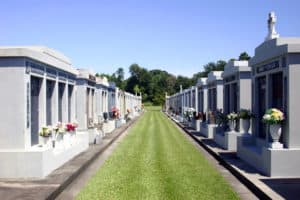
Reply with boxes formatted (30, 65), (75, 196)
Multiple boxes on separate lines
(143, 102), (153, 106)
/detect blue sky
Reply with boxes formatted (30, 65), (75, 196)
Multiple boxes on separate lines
(1, 0), (300, 78)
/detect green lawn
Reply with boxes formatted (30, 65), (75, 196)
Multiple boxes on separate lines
(76, 107), (239, 200)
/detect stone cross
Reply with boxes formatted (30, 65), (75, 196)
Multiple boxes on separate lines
(265, 12), (279, 41)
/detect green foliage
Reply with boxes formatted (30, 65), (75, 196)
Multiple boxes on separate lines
(94, 52), (250, 106)
(239, 52), (251, 61)
(133, 84), (140, 94)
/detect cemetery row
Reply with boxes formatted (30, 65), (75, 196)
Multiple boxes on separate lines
(0, 46), (142, 178)
(165, 12), (300, 177)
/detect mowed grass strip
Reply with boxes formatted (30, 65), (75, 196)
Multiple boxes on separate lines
(76, 107), (239, 200)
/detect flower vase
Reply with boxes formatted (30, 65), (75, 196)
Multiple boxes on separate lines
(56, 133), (64, 148)
(269, 124), (283, 148)
(64, 132), (71, 147)
(228, 120), (236, 132)
(39, 136), (49, 147)
(242, 119), (250, 134)
(70, 131), (76, 144)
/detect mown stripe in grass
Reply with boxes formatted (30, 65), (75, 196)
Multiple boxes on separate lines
(76, 107), (239, 200)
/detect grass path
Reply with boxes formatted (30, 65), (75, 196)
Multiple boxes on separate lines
(76, 107), (239, 200)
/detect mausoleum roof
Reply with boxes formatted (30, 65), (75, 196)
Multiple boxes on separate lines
(207, 71), (223, 83)
(0, 46), (77, 75)
(251, 37), (300, 66)
(222, 61), (250, 77)
(96, 76), (109, 86)
(77, 68), (96, 82)
(196, 77), (207, 86)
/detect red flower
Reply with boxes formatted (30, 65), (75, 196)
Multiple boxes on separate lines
(66, 123), (76, 132)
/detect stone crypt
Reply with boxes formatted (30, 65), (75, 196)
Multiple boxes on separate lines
(0, 46), (89, 178)
(214, 61), (252, 150)
(237, 12), (300, 176)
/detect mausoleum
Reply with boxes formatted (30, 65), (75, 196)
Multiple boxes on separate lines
(0, 46), (89, 178)
(237, 12), (300, 176)
(200, 71), (223, 138)
(214, 61), (252, 150)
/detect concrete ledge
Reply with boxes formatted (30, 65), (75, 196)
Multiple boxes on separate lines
(238, 135), (300, 177)
(200, 123), (217, 138)
(87, 128), (101, 144)
(214, 131), (242, 151)
(192, 120), (201, 131)
(103, 120), (116, 134)
(0, 114), (142, 200)
(0, 132), (89, 178)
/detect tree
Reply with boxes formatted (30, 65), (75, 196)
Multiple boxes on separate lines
(239, 52), (251, 61)
(112, 67), (125, 89)
(215, 60), (226, 71)
(133, 85), (140, 95)
(174, 75), (193, 92)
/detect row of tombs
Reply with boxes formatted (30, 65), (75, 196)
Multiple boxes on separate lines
(0, 46), (142, 178)
(165, 12), (300, 177)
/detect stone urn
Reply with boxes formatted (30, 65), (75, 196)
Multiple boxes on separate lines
(39, 136), (50, 147)
(242, 119), (250, 134)
(228, 120), (236, 132)
(56, 133), (64, 142)
(269, 124), (282, 144)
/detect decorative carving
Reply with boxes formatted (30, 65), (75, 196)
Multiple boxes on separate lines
(265, 12), (279, 41)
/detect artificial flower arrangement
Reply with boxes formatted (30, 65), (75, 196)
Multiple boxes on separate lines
(184, 107), (195, 118)
(227, 112), (238, 121)
(53, 122), (65, 135)
(39, 126), (52, 137)
(183, 107), (195, 122)
(111, 107), (120, 119)
(193, 112), (202, 120)
(238, 109), (254, 119)
(262, 108), (284, 124)
(215, 110), (228, 126)
(65, 122), (78, 132)
(39, 121), (78, 136)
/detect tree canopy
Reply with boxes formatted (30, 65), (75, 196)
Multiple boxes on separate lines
(95, 52), (250, 106)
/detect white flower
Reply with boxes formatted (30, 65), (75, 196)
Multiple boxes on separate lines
(263, 114), (271, 120)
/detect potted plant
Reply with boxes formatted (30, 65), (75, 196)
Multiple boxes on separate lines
(238, 109), (254, 134)
(227, 112), (238, 132)
(53, 122), (65, 147)
(39, 126), (52, 146)
(186, 108), (195, 122)
(192, 112), (202, 131)
(111, 107), (121, 127)
(262, 108), (285, 146)
(193, 112), (202, 120)
(215, 111), (228, 131)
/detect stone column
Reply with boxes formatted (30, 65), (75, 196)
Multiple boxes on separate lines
(195, 87), (198, 112)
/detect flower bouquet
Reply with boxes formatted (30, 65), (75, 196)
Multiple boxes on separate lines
(227, 112), (238, 121)
(262, 108), (284, 124)
(39, 126), (52, 137)
(262, 108), (285, 147)
(65, 122), (77, 132)
(227, 112), (238, 132)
